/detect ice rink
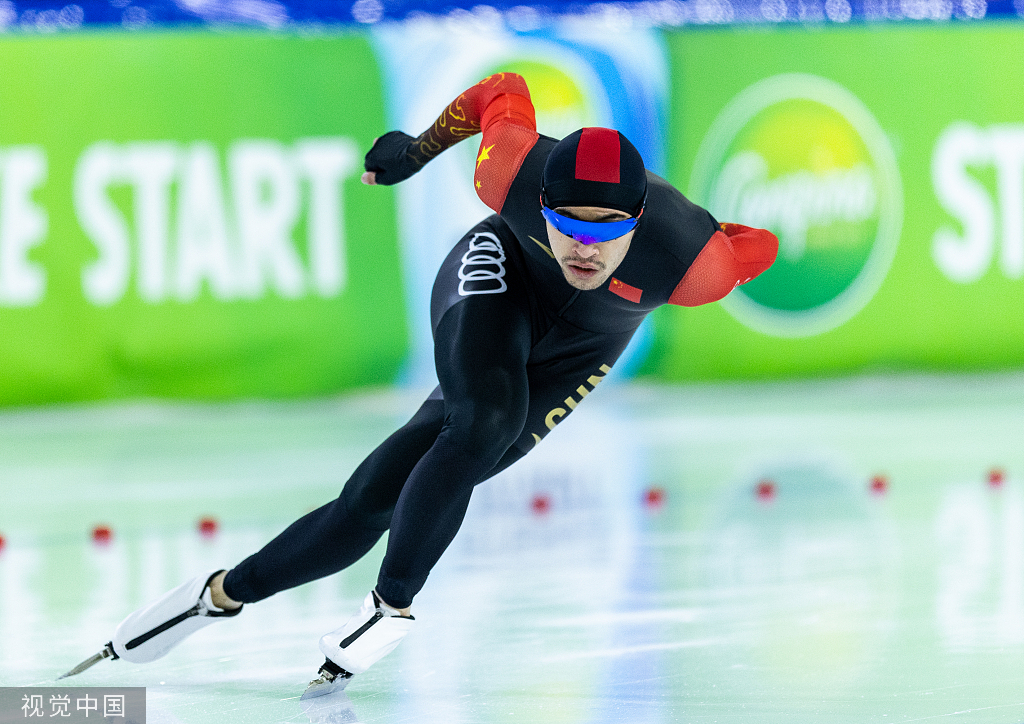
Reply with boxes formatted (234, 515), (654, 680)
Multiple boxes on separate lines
(2, 374), (1024, 723)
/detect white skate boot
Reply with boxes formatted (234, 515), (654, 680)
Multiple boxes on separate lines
(301, 591), (415, 699)
(60, 569), (242, 678)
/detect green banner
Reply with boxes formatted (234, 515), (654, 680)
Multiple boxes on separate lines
(646, 25), (1024, 380)
(0, 31), (405, 404)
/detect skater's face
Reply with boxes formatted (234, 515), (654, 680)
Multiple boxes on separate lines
(545, 206), (635, 291)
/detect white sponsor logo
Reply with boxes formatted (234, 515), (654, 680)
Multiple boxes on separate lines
(458, 231), (507, 296)
(0, 137), (360, 308)
(0, 146), (48, 306)
(76, 138), (358, 305)
(713, 151), (878, 263)
(932, 122), (1024, 283)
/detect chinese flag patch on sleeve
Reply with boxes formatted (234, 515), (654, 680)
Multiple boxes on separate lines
(609, 277), (643, 303)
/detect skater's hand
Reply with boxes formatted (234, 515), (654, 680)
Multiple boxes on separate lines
(363, 131), (422, 186)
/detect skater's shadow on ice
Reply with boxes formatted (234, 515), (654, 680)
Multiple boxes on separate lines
(301, 691), (362, 724)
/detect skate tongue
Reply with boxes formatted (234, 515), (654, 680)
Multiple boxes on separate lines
(371, 591), (413, 620)
(58, 643), (116, 679)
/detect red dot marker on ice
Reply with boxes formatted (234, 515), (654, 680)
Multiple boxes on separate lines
(198, 516), (219, 538)
(91, 525), (113, 545)
(988, 468), (1006, 488)
(0, 533), (6, 553)
(870, 475), (889, 496)
(756, 480), (776, 502)
(644, 487), (667, 510)
(531, 494), (552, 515)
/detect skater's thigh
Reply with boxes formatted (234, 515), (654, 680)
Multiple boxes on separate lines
(512, 323), (638, 454)
(474, 325), (638, 483)
(430, 220), (532, 431)
(432, 294), (531, 420)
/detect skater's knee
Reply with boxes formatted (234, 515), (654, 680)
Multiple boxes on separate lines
(446, 399), (525, 461)
(340, 486), (394, 532)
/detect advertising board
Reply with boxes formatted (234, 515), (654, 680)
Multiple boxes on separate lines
(0, 32), (406, 403)
(649, 25), (1024, 379)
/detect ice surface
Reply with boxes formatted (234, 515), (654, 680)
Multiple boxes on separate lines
(2, 376), (1024, 722)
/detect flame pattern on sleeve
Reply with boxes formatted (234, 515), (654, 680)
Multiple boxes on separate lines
(408, 73), (535, 166)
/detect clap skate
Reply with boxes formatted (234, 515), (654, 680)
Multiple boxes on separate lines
(301, 591), (414, 699)
(60, 569), (242, 679)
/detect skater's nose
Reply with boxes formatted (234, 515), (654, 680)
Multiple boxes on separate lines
(572, 240), (599, 258)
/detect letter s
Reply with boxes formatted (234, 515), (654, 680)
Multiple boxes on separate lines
(932, 123), (995, 283)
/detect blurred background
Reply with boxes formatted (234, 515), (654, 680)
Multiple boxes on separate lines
(1, 0), (1022, 401)
(2, 2), (1024, 722)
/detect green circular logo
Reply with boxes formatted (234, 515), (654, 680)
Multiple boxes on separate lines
(690, 74), (902, 337)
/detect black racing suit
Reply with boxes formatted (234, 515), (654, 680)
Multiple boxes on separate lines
(222, 135), (725, 609)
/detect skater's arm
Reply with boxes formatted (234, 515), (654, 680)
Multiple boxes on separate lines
(667, 223), (779, 307)
(410, 73), (536, 166)
(362, 73), (539, 210)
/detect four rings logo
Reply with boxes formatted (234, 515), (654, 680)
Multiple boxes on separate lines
(458, 232), (507, 296)
(690, 74), (903, 337)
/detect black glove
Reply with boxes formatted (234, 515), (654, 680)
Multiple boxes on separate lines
(364, 131), (422, 186)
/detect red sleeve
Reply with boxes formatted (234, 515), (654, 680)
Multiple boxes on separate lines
(667, 223), (778, 307)
(474, 93), (539, 212)
(408, 73), (539, 213)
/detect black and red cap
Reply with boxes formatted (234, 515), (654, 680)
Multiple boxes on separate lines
(541, 127), (647, 217)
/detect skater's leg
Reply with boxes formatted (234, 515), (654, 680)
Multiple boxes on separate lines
(309, 296), (531, 693)
(222, 398), (445, 604)
(374, 295), (532, 610)
(370, 320), (642, 609)
(358, 419), (536, 610)
(65, 393), (447, 677)
(309, 217), (533, 692)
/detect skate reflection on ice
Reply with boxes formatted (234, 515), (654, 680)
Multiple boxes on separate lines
(300, 690), (362, 724)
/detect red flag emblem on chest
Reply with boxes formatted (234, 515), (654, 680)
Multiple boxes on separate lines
(609, 277), (642, 303)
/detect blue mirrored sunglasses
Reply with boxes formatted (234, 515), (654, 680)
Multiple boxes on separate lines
(540, 205), (640, 245)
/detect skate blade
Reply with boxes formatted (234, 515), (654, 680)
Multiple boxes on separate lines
(300, 673), (350, 700)
(58, 643), (115, 680)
